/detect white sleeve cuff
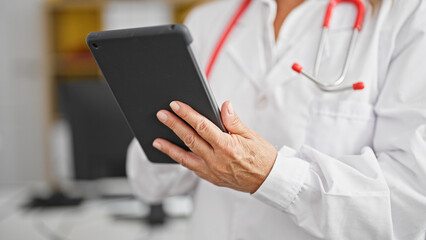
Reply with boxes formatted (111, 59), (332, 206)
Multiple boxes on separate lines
(252, 145), (310, 211)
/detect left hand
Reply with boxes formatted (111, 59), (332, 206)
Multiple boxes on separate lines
(152, 101), (278, 194)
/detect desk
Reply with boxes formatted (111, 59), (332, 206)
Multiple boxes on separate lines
(0, 185), (189, 240)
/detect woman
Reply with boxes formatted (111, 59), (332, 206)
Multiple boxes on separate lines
(127, 0), (426, 239)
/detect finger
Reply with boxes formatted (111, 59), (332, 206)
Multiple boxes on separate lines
(220, 101), (252, 138)
(157, 110), (213, 157)
(152, 138), (204, 171)
(169, 101), (226, 147)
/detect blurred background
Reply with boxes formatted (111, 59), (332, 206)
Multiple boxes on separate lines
(0, 0), (212, 239)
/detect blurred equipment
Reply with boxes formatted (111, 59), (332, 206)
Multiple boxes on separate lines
(24, 191), (83, 208)
(59, 80), (133, 180)
(25, 80), (133, 208)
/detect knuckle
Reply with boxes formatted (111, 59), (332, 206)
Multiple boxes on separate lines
(221, 143), (242, 160)
(195, 119), (209, 133)
(174, 151), (185, 164)
(223, 137), (236, 148)
(181, 157), (188, 168)
(231, 116), (241, 127)
(230, 151), (244, 161)
(168, 118), (177, 128)
(221, 142), (234, 154)
(183, 134), (196, 148)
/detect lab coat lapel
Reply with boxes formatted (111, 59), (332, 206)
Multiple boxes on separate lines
(222, 0), (328, 90)
(222, 6), (266, 90)
(265, 1), (331, 87)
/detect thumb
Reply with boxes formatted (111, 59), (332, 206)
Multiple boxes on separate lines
(221, 101), (251, 137)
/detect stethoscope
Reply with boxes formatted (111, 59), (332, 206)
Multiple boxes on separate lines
(205, 0), (366, 92)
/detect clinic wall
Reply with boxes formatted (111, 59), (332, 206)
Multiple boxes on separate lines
(0, 0), (46, 184)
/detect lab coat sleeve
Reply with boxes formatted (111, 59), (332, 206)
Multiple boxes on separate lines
(127, 139), (198, 203)
(253, 3), (426, 239)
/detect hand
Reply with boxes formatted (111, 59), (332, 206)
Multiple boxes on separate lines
(152, 101), (278, 194)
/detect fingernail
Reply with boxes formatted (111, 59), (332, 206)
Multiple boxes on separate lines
(170, 101), (180, 112)
(227, 102), (234, 116)
(157, 111), (168, 122)
(153, 140), (162, 150)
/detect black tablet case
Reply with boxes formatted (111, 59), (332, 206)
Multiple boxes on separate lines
(87, 24), (225, 164)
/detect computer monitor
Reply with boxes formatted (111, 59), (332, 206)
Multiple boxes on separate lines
(59, 80), (133, 180)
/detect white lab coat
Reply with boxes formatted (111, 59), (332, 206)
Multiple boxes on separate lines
(127, 0), (426, 239)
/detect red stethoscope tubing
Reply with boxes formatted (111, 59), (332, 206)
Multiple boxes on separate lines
(205, 0), (252, 80)
(323, 0), (365, 30)
(204, 0), (365, 91)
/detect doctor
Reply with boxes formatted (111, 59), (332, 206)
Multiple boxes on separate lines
(127, 0), (426, 239)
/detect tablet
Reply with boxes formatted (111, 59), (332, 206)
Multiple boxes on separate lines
(87, 24), (226, 164)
